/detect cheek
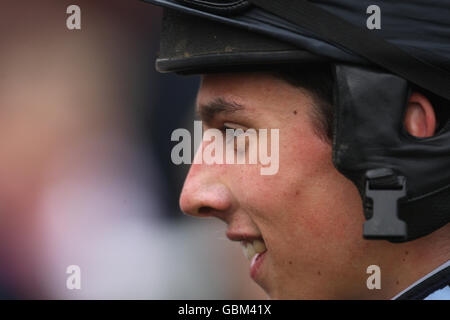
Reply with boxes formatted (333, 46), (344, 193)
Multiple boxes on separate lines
(281, 143), (363, 249)
(232, 128), (363, 257)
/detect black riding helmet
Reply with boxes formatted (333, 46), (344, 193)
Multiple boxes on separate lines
(143, 0), (450, 242)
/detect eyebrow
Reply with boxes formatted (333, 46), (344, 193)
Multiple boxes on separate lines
(197, 97), (245, 123)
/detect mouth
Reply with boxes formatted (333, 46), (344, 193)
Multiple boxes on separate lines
(241, 238), (267, 280)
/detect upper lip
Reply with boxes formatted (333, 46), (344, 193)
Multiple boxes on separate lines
(226, 230), (264, 243)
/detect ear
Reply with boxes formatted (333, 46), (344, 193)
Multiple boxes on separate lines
(404, 92), (436, 138)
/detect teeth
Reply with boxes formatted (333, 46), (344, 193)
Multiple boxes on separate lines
(241, 239), (266, 261)
(246, 243), (256, 260)
(253, 239), (266, 253)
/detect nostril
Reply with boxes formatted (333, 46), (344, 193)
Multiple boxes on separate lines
(180, 183), (234, 218)
(198, 206), (213, 215)
(197, 206), (227, 222)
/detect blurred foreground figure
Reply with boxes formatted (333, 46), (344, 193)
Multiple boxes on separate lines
(0, 0), (265, 299)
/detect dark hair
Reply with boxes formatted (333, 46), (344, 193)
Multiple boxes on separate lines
(271, 64), (334, 142)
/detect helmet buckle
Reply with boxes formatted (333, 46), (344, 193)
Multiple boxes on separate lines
(363, 168), (408, 241)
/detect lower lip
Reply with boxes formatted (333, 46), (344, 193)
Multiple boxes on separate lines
(250, 250), (267, 280)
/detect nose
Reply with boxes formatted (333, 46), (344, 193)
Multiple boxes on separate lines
(179, 154), (234, 222)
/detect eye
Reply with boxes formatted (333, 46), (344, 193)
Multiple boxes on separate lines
(220, 122), (238, 132)
(221, 122), (246, 132)
(221, 122), (245, 143)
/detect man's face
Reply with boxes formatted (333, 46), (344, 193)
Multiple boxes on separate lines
(179, 72), (384, 299)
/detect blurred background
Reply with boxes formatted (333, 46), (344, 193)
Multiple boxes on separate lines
(0, 0), (266, 299)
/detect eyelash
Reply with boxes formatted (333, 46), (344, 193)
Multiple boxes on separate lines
(220, 122), (246, 132)
(220, 125), (235, 145)
(219, 123), (252, 157)
(220, 123), (244, 139)
(219, 124), (231, 133)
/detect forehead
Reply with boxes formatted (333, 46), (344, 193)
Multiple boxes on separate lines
(198, 72), (285, 97)
(196, 72), (312, 117)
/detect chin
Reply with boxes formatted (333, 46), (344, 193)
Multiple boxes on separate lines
(264, 289), (292, 300)
(265, 285), (316, 300)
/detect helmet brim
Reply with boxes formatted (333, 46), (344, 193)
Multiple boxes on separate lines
(156, 8), (328, 74)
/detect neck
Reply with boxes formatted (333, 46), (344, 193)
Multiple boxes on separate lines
(380, 225), (450, 299)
